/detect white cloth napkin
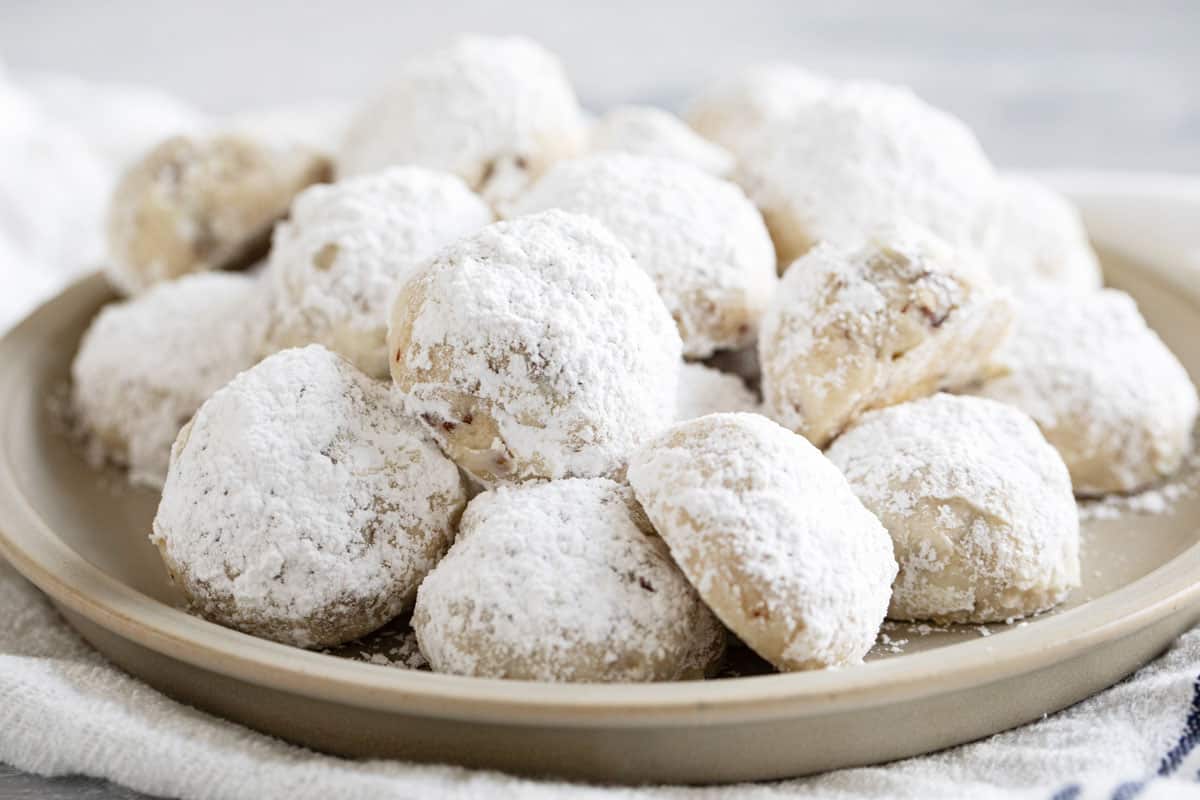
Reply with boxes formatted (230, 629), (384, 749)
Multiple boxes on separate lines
(3, 70), (1200, 800)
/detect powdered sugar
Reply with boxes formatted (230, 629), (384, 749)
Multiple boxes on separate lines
(152, 345), (466, 649)
(413, 478), (723, 682)
(828, 393), (1080, 623)
(684, 62), (830, 156)
(263, 166), (492, 378)
(588, 105), (734, 175)
(735, 81), (997, 268)
(627, 412), (896, 671)
(388, 209), (681, 486)
(759, 223), (1013, 447)
(70, 272), (265, 488)
(509, 153), (776, 357)
(977, 174), (1103, 294)
(338, 35), (585, 209)
(976, 289), (1199, 494)
(676, 362), (760, 420)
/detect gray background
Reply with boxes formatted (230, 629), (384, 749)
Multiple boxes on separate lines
(1, 1), (1197, 797)
(2, 0), (1199, 170)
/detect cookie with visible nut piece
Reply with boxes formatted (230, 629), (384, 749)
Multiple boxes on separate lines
(388, 209), (681, 486)
(759, 223), (1013, 448)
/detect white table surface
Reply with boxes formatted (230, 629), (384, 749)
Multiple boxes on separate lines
(0, 1), (1197, 797)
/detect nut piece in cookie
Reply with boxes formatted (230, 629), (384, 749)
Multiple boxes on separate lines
(759, 222), (1013, 448)
(388, 209), (681, 486)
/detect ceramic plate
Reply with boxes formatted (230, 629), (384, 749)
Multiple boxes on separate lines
(2, 176), (1199, 784)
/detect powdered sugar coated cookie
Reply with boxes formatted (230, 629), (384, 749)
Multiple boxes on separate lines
(339, 35), (585, 209)
(684, 63), (829, 156)
(71, 272), (265, 488)
(828, 393), (1080, 623)
(509, 154), (776, 357)
(152, 345), (466, 648)
(106, 134), (331, 295)
(759, 223), (1012, 448)
(588, 105), (734, 175)
(977, 174), (1102, 294)
(628, 413), (896, 671)
(975, 289), (1198, 495)
(676, 362), (759, 421)
(263, 166), (492, 378)
(413, 478), (724, 682)
(736, 82), (997, 269)
(388, 209), (681, 486)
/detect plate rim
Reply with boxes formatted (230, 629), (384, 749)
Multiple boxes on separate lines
(3, 182), (1200, 729)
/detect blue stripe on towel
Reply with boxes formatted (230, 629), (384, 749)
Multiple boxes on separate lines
(1048, 674), (1200, 799)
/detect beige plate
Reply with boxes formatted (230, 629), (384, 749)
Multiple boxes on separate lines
(2, 228), (1200, 784)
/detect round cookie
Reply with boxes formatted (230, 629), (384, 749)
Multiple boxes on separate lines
(977, 174), (1102, 294)
(71, 272), (265, 488)
(684, 62), (829, 156)
(588, 105), (734, 175)
(106, 134), (331, 295)
(413, 478), (725, 682)
(262, 166), (492, 378)
(975, 289), (1198, 495)
(676, 362), (759, 421)
(509, 153), (776, 357)
(339, 35), (585, 208)
(736, 82), (997, 269)
(758, 223), (1013, 448)
(152, 345), (467, 649)
(828, 393), (1080, 623)
(627, 413), (896, 671)
(389, 209), (681, 486)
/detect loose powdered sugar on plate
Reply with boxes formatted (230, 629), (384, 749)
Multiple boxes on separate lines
(388, 209), (681, 486)
(1078, 430), (1200, 521)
